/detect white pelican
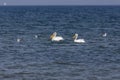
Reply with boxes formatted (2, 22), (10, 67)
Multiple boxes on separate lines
(103, 33), (107, 37)
(50, 32), (64, 41)
(73, 33), (85, 43)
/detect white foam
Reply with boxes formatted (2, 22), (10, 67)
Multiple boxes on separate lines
(35, 35), (38, 38)
(17, 38), (21, 42)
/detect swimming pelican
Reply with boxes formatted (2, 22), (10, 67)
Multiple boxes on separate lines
(50, 32), (64, 41)
(73, 33), (85, 43)
(103, 33), (107, 37)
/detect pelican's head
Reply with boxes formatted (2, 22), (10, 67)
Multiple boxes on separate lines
(50, 32), (57, 39)
(73, 33), (78, 39)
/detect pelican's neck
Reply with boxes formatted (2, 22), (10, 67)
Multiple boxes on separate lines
(53, 32), (57, 37)
(53, 34), (56, 38)
(74, 35), (78, 40)
(54, 34), (56, 37)
(51, 34), (56, 40)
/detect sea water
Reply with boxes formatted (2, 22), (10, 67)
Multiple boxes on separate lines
(0, 6), (120, 80)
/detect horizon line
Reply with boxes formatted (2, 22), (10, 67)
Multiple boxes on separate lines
(0, 4), (120, 6)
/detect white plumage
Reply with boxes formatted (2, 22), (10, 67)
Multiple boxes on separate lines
(73, 34), (85, 43)
(50, 32), (64, 41)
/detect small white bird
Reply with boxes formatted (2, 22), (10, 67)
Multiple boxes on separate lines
(73, 33), (85, 43)
(50, 32), (64, 42)
(103, 33), (107, 37)
(17, 38), (21, 43)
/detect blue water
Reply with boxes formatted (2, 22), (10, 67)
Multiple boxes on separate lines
(0, 6), (120, 80)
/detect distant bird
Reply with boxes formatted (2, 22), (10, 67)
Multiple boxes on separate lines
(35, 35), (38, 38)
(50, 32), (64, 41)
(73, 33), (85, 43)
(103, 33), (107, 37)
(17, 38), (21, 43)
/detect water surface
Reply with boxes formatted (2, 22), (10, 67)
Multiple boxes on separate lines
(0, 6), (120, 80)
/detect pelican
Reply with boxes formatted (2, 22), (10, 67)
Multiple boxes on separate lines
(73, 33), (85, 43)
(103, 33), (107, 37)
(50, 32), (64, 41)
